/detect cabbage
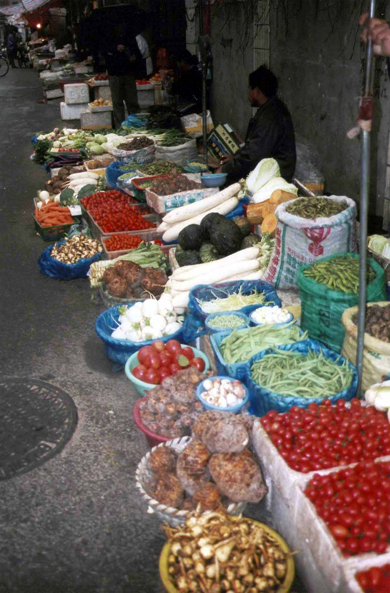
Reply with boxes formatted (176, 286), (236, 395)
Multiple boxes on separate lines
(368, 235), (390, 259)
(93, 134), (106, 145)
(246, 158), (280, 196)
(89, 143), (105, 155)
(252, 177), (298, 204)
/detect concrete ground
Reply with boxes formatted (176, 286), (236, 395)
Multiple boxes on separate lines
(0, 69), (306, 593)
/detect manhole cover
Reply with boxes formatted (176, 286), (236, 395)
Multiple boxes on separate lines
(0, 378), (78, 480)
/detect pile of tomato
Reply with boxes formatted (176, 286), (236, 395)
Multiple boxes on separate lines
(132, 340), (205, 385)
(81, 190), (155, 233)
(356, 564), (390, 592)
(104, 234), (143, 252)
(260, 399), (390, 473)
(305, 461), (390, 557)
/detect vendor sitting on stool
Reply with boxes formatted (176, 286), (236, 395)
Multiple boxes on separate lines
(217, 65), (296, 183)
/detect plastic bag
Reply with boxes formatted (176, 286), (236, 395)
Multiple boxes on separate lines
(244, 340), (358, 416)
(109, 143), (155, 165)
(188, 280), (282, 323)
(341, 301), (390, 391)
(106, 161), (137, 189)
(38, 241), (101, 280)
(181, 111), (213, 139)
(295, 135), (324, 184)
(263, 196), (357, 290)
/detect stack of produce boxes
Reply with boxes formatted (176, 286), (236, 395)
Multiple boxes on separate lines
(253, 400), (390, 593)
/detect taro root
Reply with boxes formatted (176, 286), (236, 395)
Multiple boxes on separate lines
(107, 276), (127, 298)
(103, 267), (119, 285)
(141, 268), (167, 296)
(176, 455), (210, 496)
(192, 482), (221, 511)
(209, 449), (267, 503)
(202, 415), (250, 454)
(148, 447), (176, 474)
(154, 473), (184, 507)
(179, 440), (210, 475)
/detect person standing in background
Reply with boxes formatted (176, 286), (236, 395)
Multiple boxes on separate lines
(136, 33), (153, 77)
(104, 23), (142, 128)
(6, 27), (17, 68)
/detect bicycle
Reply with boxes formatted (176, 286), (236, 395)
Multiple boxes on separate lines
(0, 47), (9, 77)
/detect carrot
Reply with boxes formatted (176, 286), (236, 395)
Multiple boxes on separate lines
(261, 212), (277, 237)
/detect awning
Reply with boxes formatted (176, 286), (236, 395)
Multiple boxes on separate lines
(0, 0), (53, 17)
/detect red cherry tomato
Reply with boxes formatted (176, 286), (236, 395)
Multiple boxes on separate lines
(176, 353), (190, 368)
(149, 353), (162, 370)
(170, 363), (181, 375)
(159, 368), (171, 381)
(181, 346), (195, 360)
(152, 340), (165, 353)
(133, 364), (147, 381)
(160, 353), (172, 367)
(145, 368), (160, 385)
(166, 340), (182, 355)
(189, 357), (205, 372)
(368, 567), (383, 588)
(138, 346), (154, 366)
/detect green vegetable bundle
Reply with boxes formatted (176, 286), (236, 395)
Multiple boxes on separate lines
(156, 129), (191, 147)
(303, 254), (375, 294)
(250, 348), (353, 398)
(220, 322), (307, 363)
(286, 197), (348, 219)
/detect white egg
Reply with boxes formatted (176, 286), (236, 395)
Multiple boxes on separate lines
(226, 393), (238, 406)
(209, 388), (220, 399)
(203, 379), (213, 391)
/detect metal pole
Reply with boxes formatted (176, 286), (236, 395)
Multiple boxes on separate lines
(356, 0), (376, 396)
(199, 0), (208, 167)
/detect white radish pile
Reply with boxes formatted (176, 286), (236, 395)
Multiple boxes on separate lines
(158, 182), (242, 243)
(166, 247), (264, 310)
(111, 293), (183, 342)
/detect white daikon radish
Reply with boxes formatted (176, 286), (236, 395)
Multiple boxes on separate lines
(173, 292), (190, 309)
(157, 221), (171, 233)
(162, 182), (241, 225)
(172, 260), (260, 292)
(68, 178), (97, 187)
(68, 172), (99, 180)
(171, 247), (260, 281)
(162, 196), (239, 243)
(226, 270), (264, 282)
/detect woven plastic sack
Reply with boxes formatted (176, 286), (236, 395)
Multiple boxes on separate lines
(38, 241), (101, 280)
(155, 139), (197, 167)
(298, 254), (386, 353)
(106, 161), (137, 189)
(109, 142), (155, 165)
(244, 340), (358, 416)
(95, 304), (189, 365)
(341, 302), (390, 391)
(263, 195), (357, 289)
(188, 280), (282, 323)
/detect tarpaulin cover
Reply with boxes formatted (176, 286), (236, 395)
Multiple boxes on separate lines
(0, 0), (53, 16)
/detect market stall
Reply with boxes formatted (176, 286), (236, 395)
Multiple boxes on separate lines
(28, 99), (390, 593)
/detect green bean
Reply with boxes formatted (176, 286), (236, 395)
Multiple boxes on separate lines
(250, 348), (353, 398)
(220, 322), (307, 364)
(302, 255), (375, 294)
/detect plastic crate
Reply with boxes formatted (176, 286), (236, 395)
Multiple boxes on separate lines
(101, 231), (164, 259)
(81, 205), (158, 240)
(132, 175), (168, 203)
(32, 214), (75, 242)
(145, 185), (218, 214)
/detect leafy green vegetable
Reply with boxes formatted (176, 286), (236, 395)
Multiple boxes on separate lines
(34, 139), (52, 164)
(60, 188), (78, 206)
(77, 185), (97, 199)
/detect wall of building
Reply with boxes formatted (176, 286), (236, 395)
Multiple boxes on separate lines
(208, 0), (390, 218)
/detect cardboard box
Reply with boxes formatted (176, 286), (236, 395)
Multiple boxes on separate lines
(44, 88), (64, 99)
(207, 123), (244, 160)
(64, 83), (90, 105)
(60, 102), (88, 120)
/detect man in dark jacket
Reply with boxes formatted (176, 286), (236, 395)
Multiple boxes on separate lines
(104, 23), (142, 128)
(217, 65), (296, 183)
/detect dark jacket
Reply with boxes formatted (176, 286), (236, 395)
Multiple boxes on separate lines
(104, 35), (142, 77)
(222, 96), (296, 182)
(172, 65), (202, 109)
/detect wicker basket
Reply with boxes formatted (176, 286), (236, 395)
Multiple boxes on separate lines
(136, 437), (247, 527)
